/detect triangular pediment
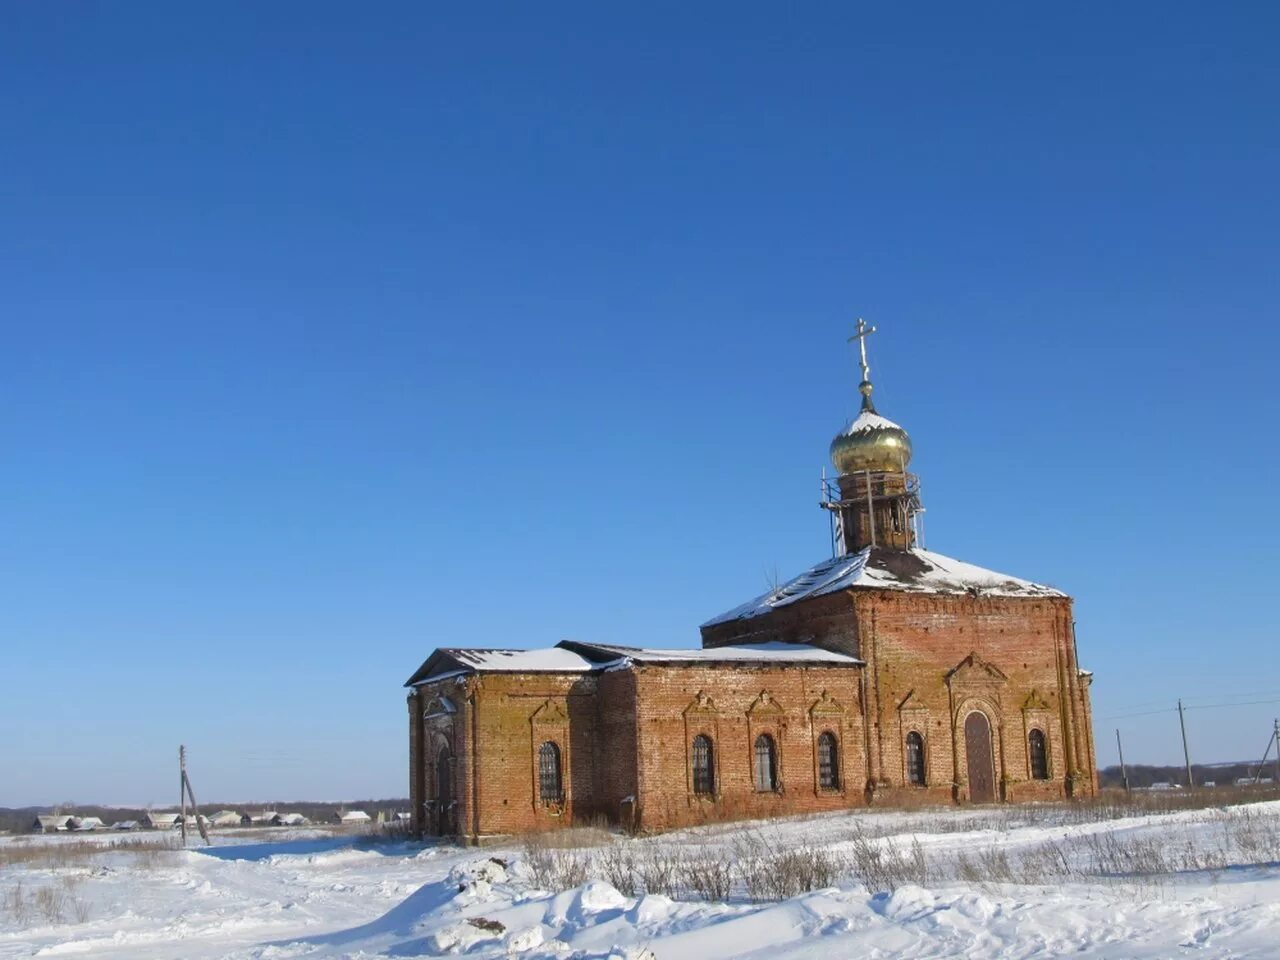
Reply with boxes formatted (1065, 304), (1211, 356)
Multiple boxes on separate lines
(897, 689), (929, 713)
(945, 652), (1008, 686)
(1022, 689), (1051, 712)
(683, 690), (719, 717)
(747, 690), (785, 717)
(810, 689), (846, 717)
(530, 699), (568, 725)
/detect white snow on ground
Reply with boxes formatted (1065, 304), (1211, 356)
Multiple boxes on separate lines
(2, 801), (1279, 959)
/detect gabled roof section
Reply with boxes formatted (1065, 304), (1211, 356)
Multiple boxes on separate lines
(406, 639), (863, 686)
(702, 546), (1065, 627)
(404, 646), (598, 687)
(558, 640), (862, 667)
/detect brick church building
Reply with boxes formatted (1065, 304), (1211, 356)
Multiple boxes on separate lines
(406, 325), (1098, 840)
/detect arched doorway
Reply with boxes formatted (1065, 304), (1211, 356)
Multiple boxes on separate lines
(436, 746), (454, 835)
(964, 711), (997, 803)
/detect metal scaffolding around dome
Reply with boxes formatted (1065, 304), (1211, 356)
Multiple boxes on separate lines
(824, 319), (924, 555)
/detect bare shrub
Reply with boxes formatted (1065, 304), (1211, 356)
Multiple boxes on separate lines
(551, 849), (590, 889)
(69, 896), (92, 924)
(597, 842), (638, 897)
(1014, 840), (1072, 884)
(0, 835), (180, 871)
(4, 882), (30, 927)
(680, 851), (733, 901)
(635, 845), (681, 898)
(845, 834), (928, 892)
(731, 831), (856, 901)
(34, 885), (66, 924)
(1222, 807), (1280, 861)
(521, 833), (590, 890)
(1082, 831), (1170, 877)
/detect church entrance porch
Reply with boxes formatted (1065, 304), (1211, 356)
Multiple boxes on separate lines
(964, 711), (997, 803)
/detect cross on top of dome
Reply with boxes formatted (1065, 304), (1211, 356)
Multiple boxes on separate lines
(847, 317), (878, 412)
(830, 319), (913, 475)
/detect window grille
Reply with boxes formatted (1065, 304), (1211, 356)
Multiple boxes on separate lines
(905, 731), (926, 786)
(1029, 729), (1049, 780)
(817, 731), (840, 790)
(692, 734), (715, 796)
(538, 741), (563, 802)
(753, 734), (778, 792)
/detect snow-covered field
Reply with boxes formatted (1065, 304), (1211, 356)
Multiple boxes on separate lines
(3, 800), (1280, 959)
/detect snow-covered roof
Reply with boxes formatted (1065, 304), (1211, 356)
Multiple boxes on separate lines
(703, 546), (1064, 627)
(339, 810), (371, 822)
(560, 640), (862, 667)
(406, 646), (598, 686)
(408, 637), (863, 686)
(448, 647), (597, 673)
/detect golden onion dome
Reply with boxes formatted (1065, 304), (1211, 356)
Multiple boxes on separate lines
(830, 384), (912, 475)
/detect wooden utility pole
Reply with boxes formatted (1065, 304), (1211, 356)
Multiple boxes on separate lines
(1274, 719), (1279, 785)
(180, 745), (188, 846)
(1177, 699), (1194, 788)
(178, 744), (211, 846)
(1249, 725), (1276, 785)
(1115, 728), (1130, 793)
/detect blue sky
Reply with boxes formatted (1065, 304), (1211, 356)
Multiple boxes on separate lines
(2, 4), (1277, 805)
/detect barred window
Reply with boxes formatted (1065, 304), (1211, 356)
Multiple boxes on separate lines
(905, 731), (926, 786)
(817, 731), (840, 790)
(692, 734), (715, 796)
(753, 734), (779, 792)
(1029, 729), (1049, 780)
(538, 741), (563, 802)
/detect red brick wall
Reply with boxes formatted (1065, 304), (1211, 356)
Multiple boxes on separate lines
(627, 664), (868, 831)
(594, 669), (638, 821)
(699, 588), (1098, 804)
(421, 672), (607, 838)
(701, 591), (861, 657)
(408, 586), (1097, 840)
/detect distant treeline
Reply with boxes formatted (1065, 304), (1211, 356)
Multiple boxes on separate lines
(0, 799), (410, 835)
(1099, 761), (1274, 790)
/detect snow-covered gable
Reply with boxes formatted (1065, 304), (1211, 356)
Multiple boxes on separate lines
(703, 546), (1064, 627)
(405, 646), (598, 686)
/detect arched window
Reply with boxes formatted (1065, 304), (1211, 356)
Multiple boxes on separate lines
(905, 731), (926, 786)
(817, 731), (840, 790)
(1028, 728), (1049, 780)
(538, 741), (563, 802)
(753, 734), (779, 792)
(692, 734), (715, 796)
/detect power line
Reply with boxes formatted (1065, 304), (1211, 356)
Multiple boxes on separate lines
(1185, 697), (1280, 712)
(1100, 706), (1178, 721)
(1101, 695), (1280, 721)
